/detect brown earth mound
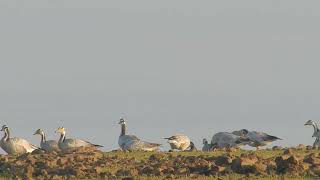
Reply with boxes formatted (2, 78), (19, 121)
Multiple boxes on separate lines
(0, 147), (319, 179)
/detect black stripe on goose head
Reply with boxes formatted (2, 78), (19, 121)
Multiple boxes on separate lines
(119, 118), (126, 125)
(203, 138), (208, 144)
(240, 129), (249, 135)
(0, 125), (8, 131)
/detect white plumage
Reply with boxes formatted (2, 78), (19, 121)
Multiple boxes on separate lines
(33, 129), (60, 152)
(0, 125), (38, 155)
(165, 134), (192, 151)
(55, 127), (102, 151)
(118, 118), (161, 151)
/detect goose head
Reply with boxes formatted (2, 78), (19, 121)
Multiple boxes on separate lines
(232, 129), (249, 136)
(55, 127), (66, 135)
(0, 125), (8, 131)
(203, 138), (208, 145)
(118, 118), (126, 125)
(33, 129), (44, 136)
(305, 120), (315, 126)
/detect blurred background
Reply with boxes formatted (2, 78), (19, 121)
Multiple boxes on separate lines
(0, 0), (320, 152)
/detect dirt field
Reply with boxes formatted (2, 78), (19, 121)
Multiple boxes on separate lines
(0, 145), (319, 179)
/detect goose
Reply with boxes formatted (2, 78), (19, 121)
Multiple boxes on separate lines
(0, 125), (38, 155)
(202, 138), (212, 151)
(33, 129), (60, 152)
(55, 127), (103, 151)
(232, 129), (281, 150)
(164, 134), (194, 151)
(211, 132), (250, 148)
(118, 118), (161, 151)
(304, 120), (320, 147)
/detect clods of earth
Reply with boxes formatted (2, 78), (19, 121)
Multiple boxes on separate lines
(0, 145), (320, 179)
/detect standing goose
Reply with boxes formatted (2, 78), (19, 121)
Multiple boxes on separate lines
(165, 134), (194, 151)
(202, 138), (212, 152)
(0, 125), (38, 155)
(211, 132), (250, 148)
(33, 129), (60, 152)
(233, 129), (281, 150)
(55, 127), (103, 151)
(304, 120), (320, 147)
(118, 118), (161, 151)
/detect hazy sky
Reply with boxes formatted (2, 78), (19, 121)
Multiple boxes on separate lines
(0, 1), (320, 151)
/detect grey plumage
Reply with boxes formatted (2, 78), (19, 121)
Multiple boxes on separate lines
(202, 138), (212, 151)
(233, 129), (281, 150)
(55, 127), (103, 151)
(118, 118), (161, 151)
(33, 129), (60, 152)
(0, 125), (38, 155)
(211, 132), (249, 148)
(305, 120), (320, 147)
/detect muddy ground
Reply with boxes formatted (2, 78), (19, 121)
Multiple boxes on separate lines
(0, 145), (319, 179)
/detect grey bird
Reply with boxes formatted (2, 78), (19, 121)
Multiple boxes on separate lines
(33, 129), (60, 152)
(211, 132), (250, 148)
(164, 134), (195, 151)
(118, 118), (161, 151)
(55, 127), (103, 151)
(0, 125), (38, 155)
(233, 129), (281, 150)
(202, 138), (212, 151)
(304, 120), (320, 147)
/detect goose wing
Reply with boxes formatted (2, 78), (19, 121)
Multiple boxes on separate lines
(63, 138), (101, 148)
(42, 140), (60, 152)
(249, 131), (281, 143)
(11, 138), (38, 152)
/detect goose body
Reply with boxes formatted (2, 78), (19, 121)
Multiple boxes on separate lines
(33, 129), (60, 152)
(55, 127), (102, 151)
(211, 132), (249, 148)
(202, 138), (212, 151)
(233, 129), (281, 150)
(0, 125), (38, 155)
(165, 134), (192, 151)
(118, 118), (160, 151)
(305, 120), (320, 147)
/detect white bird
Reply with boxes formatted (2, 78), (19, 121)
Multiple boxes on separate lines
(118, 118), (161, 151)
(211, 132), (249, 148)
(304, 120), (320, 147)
(164, 134), (194, 151)
(0, 125), (38, 155)
(55, 127), (103, 151)
(33, 129), (60, 152)
(232, 129), (281, 150)
(202, 138), (212, 151)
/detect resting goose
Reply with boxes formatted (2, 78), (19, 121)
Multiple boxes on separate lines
(211, 132), (249, 148)
(33, 129), (60, 152)
(304, 120), (320, 147)
(118, 118), (161, 151)
(0, 125), (38, 155)
(164, 134), (194, 151)
(55, 127), (103, 151)
(233, 129), (281, 150)
(202, 138), (212, 152)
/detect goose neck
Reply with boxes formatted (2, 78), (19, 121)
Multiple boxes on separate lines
(59, 132), (66, 142)
(41, 132), (46, 143)
(121, 124), (126, 136)
(3, 128), (10, 141)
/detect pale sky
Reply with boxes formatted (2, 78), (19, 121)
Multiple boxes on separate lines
(0, 1), (320, 151)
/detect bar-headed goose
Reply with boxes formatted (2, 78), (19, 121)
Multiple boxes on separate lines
(118, 118), (161, 151)
(33, 129), (60, 152)
(164, 134), (194, 151)
(233, 129), (281, 150)
(55, 127), (102, 151)
(211, 132), (250, 148)
(0, 125), (38, 155)
(304, 120), (320, 147)
(202, 138), (212, 151)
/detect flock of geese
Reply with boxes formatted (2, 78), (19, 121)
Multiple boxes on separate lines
(0, 119), (318, 155)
